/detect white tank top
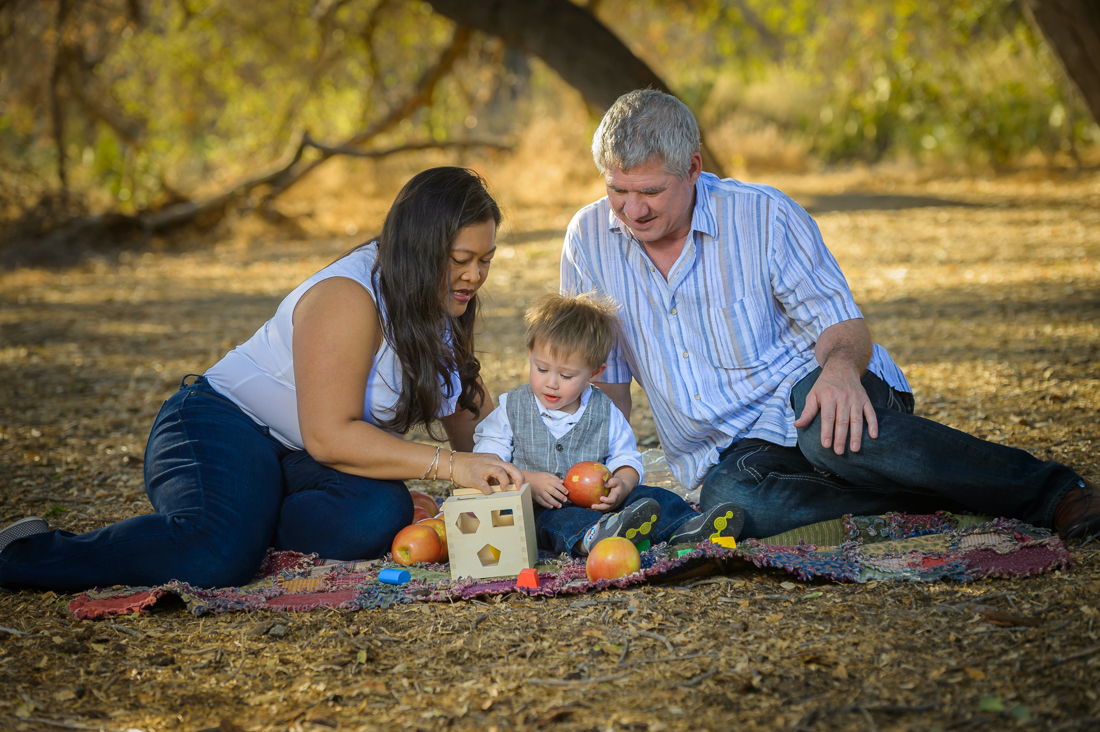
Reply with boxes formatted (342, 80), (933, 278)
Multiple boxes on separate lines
(204, 243), (460, 449)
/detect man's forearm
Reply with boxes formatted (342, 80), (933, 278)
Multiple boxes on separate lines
(815, 318), (873, 374)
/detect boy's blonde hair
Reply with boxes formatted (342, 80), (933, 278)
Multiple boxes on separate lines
(524, 292), (621, 370)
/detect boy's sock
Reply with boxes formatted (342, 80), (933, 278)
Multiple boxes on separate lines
(669, 502), (744, 546)
(580, 498), (661, 554)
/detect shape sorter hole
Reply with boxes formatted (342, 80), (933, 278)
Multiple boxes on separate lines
(456, 512), (480, 535)
(491, 508), (514, 527)
(477, 544), (501, 567)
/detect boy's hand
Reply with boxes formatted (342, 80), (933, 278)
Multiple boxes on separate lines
(591, 477), (628, 512)
(528, 472), (569, 509)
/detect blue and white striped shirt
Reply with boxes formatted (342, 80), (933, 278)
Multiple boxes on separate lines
(560, 172), (910, 490)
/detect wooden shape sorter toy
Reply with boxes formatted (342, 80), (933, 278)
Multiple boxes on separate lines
(442, 483), (538, 581)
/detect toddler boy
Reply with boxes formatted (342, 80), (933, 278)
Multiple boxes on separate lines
(474, 293), (743, 556)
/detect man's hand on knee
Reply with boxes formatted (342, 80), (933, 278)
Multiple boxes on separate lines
(794, 363), (879, 454)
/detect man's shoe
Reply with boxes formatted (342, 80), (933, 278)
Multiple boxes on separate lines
(1054, 478), (1100, 541)
(581, 498), (662, 553)
(669, 502), (745, 546)
(0, 517), (50, 554)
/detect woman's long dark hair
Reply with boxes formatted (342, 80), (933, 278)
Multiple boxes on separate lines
(371, 167), (501, 438)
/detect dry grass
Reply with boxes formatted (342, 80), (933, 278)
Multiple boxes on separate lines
(1, 155), (1099, 731)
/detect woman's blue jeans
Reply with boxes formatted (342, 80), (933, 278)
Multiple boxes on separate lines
(0, 377), (413, 592)
(534, 485), (697, 556)
(699, 368), (1081, 539)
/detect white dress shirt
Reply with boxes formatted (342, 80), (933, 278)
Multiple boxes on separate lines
(561, 172), (909, 489)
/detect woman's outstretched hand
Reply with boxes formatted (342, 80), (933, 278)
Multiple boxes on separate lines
(450, 452), (524, 494)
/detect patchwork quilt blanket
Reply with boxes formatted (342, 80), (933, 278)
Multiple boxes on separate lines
(67, 512), (1072, 619)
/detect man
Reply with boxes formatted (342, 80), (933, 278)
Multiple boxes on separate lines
(560, 89), (1098, 540)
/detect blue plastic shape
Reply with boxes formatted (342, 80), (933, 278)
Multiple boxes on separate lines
(378, 568), (412, 585)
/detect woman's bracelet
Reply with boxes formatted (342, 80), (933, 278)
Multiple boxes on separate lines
(420, 446), (441, 481)
(448, 450), (457, 488)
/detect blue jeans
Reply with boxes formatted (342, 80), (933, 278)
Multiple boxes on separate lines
(700, 368), (1081, 539)
(534, 485), (698, 556)
(0, 377), (413, 592)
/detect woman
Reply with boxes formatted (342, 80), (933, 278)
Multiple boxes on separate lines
(0, 167), (523, 592)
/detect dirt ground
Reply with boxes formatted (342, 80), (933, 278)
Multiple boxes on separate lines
(1, 163), (1099, 732)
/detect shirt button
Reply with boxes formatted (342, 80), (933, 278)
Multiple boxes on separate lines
(555, 444), (563, 452)
(649, 266), (655, 272)
(682, 352), (689, 358)
(670, 308), (677, 315)
(694, 394), (701, 400)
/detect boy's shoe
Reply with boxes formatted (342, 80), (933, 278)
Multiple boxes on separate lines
(0, 517), (50, 554)
(581, 498), (662, 554)
(669, 503), (744, 546)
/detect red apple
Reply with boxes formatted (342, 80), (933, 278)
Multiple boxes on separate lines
(408, 489), (439, 517)
(586, 537), (641, 582)
(412, 506), (432, 524)
(565, 461), (612, 508)
(391, 524), (443, 565)
(417, 517), (448, 561)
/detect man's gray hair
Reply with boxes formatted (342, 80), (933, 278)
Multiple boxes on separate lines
(592, 89), (700, 179)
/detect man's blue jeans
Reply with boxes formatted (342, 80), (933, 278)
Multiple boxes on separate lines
(699, 368), (1081, 539)
(534, 485), (698, 556)
(0, 377), (413, 591)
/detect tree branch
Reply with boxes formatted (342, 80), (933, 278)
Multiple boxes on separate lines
(61, 56), (146, 145)
(259, 24), (472, 203)
(425, 0), (725, 175)
(49, 0), (72, 196)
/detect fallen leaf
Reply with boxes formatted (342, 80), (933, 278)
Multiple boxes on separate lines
(980, 607), (1041, 627)
(348, 681), (388, 696)
(53, 688), (77, 702)
(245, 620), (275, 637)
(964, 667), (986, 680)
(979, 695), (1004, 712)
(246, 690), (282, 706)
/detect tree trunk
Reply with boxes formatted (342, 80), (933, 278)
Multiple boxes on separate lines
(1021, 0), (1100, 126)
(426, 0), (724, 175)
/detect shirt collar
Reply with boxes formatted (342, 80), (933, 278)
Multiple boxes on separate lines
(604, 172), (719, 241)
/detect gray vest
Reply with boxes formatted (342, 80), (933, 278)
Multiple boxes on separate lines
(505, 384), (612, 479)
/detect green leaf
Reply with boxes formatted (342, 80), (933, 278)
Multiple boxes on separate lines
(801, 592), (823, 600)
(356, 650), (367, 664)
(44, 504), (69, 517)
(978, 696), (1005, 712)
(1011, 704), (1031, 721)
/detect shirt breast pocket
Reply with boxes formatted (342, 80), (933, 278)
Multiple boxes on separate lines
(703, 295), (778, 369)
